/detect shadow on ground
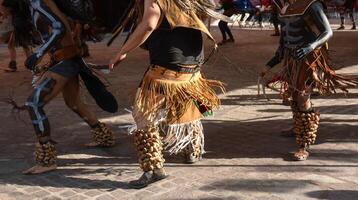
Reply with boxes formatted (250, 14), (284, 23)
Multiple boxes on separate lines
(203, 119), (358, 160)
(200, 179), (313, 193)
(305, 190), (358, 200)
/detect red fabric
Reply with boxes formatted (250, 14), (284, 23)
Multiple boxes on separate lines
(261, 0), (272, 7)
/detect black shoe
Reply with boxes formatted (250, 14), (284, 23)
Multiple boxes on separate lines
(352, 24), (356, 30)
(4, 61), (17, 72)
(227, 38), (235, 43)
(129, 169), (168, 189)
(337, 25), (345, 30)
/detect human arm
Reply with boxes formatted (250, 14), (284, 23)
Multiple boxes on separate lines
(109, 0), (161, 69)
(25, 0), (65, 71)
(294, 2), (333, 59)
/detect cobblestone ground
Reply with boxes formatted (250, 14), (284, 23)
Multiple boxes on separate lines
(0, 28), (357, 200)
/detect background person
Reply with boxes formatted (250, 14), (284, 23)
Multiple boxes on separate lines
(218, 0), (237, 45)
(0, 4), (32, 72)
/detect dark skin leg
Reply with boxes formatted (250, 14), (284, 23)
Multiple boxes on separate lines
(62, 76), (98, 127)
(291, 64), (312, 161)
(62, 76), (107, 147)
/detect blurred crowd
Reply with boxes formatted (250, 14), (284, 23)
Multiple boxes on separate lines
(215, 0), (357, 45)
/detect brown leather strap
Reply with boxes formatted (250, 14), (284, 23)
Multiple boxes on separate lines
(52, 45), (81, 62)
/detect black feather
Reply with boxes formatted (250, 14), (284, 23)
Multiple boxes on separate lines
(78, 59), (118, 113)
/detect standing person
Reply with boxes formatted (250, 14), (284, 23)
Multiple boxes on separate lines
(218, 0), (236, 45)
(261, 0), (358, 161)
(270, 1), (280, 36)
(251, 0), (264, 27)
(0, 1), (32, 72)
(0, 12), (16, 70)
(337, 0), (356, 30)
(110, 0), (226, 188)
(2, 0), (118, 174)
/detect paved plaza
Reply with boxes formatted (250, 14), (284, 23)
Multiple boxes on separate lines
(0, 28), (357, 200)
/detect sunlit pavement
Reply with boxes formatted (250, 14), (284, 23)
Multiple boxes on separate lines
(0, 27), (357, 200)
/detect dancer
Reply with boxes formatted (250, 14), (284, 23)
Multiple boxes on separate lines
(109, 0), (227, 188)
(337, 0), (356, 30)
(2, 0), (118, 174)
(0, 0), (32, 72)
(261, 0), (358, 161)
(271, 1), (280, 36)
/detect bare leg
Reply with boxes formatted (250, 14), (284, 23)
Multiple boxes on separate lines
(62, 77), (115, 147)
(62, 76), (98, 126)
(8, 32), (16, 61)
(6, 32), (17, 72)
(290, 65), (318, 161)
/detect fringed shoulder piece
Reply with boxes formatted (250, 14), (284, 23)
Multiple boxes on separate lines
(108, 0), (232, 46)
(156, 0), (215, 41)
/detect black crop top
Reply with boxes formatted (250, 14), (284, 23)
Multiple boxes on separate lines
(145, 17), (204, 70)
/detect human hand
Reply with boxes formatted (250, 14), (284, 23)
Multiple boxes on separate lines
(294, 45), (314, 60)
(109, 53), (127, 70)
(25, 53), (41, 71)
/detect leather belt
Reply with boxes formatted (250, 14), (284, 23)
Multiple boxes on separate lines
(153, 64), (201, 74)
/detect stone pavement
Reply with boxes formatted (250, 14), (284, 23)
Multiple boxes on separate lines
(0, 29), (357, 200)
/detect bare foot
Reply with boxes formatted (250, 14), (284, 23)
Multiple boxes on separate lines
(293, 149), (309, 161)
(23, 165), (57, 175)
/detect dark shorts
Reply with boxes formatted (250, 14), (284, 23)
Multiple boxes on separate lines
(49, 57), (82, 78)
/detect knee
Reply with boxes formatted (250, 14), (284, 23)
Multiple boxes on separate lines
(26, 77), (56, 117)
(64, 97), (85, 115)
(26, 92), (48, 135)
(64, 98), (77, 111)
